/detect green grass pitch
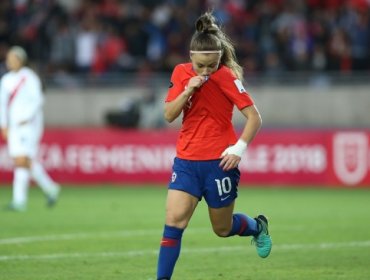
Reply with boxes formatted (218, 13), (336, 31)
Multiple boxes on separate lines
(0, 185), (369, 280)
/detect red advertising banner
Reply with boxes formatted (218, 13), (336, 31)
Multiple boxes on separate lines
(1, 128), (369, 187)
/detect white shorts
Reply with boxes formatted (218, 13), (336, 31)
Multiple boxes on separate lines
(8, 123), (42, 159)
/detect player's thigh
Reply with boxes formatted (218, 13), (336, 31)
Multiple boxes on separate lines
(208, 201), (235, 236)
(8, 125), (39, 159)
(165, 189), (199, 229)
(203, 161), (240, 208)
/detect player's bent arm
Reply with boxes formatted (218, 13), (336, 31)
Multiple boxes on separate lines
(220, 105), (262, 161)
(164, 88), (194, 123)
(239, 105), (262, 145)
(164, 76), (206, 122)
(0, 81), (8, 129)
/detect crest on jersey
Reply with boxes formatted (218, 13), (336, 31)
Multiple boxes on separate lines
(234, 79), (246, 93)
(171, 172), (177, 182)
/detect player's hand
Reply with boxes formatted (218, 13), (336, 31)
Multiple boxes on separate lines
(219, 139), (248, 171)
(219, 153), (241, 171)
(1, 128), (8, 141)
(187, 76), (207, 90)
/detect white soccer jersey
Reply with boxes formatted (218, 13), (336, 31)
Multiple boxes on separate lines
(0, 67), (44, 129)
(0, 67), (44, 157)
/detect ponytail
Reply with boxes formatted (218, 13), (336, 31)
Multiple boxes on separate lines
(190, 12), (244, 81)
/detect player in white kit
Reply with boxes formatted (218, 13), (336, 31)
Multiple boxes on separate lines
(0, 46), (60, 211)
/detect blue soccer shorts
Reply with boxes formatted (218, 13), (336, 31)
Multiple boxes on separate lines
(169, 157), (241, 208)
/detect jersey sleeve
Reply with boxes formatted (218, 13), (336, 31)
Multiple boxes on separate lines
(0, 77), (8, 128)
(165, 64), (185, 103)
(215, 67), (254, 110)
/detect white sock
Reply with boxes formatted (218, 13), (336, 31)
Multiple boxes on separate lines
(13, 167), (30, 207)
(31, 161), (60, 197)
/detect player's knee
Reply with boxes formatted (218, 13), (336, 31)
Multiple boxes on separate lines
(165, 214), (189, 229)
(212, 226), (231, 237)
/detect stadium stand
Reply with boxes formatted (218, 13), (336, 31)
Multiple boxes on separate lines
(0, 0), (369, 79)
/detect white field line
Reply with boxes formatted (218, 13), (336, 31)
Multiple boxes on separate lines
(0, 229), (164, 245)
(0, 229), (205, 245)
(0, 241), (369, 262)
(0, 226), (305, 245)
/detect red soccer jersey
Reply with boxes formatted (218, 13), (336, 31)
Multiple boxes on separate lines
(166, 63), (254, 160)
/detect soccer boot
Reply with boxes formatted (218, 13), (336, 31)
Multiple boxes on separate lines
(252, 214), (272, 258)
(4, 202), (26, 212)
(46, 185), (61, 207)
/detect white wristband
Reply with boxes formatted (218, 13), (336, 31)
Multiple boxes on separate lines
(221, 139), (248, 157)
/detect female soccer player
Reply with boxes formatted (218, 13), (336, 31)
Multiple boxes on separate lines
(156, 12), (272, 279)
(0, 46), (60, 211)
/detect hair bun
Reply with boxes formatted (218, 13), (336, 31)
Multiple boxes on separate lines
(195, 12), (218, 33)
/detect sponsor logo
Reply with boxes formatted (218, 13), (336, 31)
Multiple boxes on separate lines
(169, 81), (174, 88)
(220, 195), (231, 201)
(333, 132), (368, 185)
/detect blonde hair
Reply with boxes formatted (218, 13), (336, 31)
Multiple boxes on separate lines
(190, 12), (243, 81)
(9, 46), (28, 65)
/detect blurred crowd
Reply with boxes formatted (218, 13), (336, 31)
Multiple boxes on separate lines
(0, 0), (370, 79)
